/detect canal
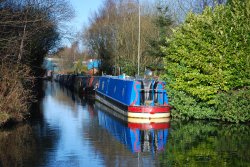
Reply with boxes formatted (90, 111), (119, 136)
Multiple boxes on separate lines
(0, 81), (249, 167)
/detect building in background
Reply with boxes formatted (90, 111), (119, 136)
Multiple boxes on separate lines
(87, 59), (101, 75)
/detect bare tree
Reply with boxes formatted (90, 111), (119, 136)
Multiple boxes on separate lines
(165, 0), (227, 23)
(51, 39), (88, 74)
(0, 0), (74, 123)
(82, 0), (166, 75)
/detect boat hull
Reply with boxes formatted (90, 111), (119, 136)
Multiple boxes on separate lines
(96, 91), (171, 119)
(95, 100), (170, 129)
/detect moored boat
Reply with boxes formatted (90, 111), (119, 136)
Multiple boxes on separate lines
(95, 75), (171, 119)
(53, 74), (95, 96)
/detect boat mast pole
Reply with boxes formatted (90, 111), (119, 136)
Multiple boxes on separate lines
(137, 0), (141, 76)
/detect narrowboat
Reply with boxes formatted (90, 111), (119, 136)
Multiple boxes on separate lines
(84, 76), (100, 95)
(53, 74), (99, 96)
(95, 75), (171, 119)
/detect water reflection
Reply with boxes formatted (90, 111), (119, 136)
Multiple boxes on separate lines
(0, 81), (249, 167)
(96, 105), (169, 154)
(40, 82), (101, 167)
(161, 121), (250, 167)
(0, 125), (38, 167)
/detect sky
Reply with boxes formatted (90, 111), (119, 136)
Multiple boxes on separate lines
(69, 0), (104, 34)
(61, 0), (103, 47)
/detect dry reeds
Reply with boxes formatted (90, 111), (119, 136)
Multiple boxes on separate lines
(0, 62), (34, 125)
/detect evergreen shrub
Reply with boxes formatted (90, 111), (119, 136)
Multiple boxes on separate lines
(162, 0), (250, 122)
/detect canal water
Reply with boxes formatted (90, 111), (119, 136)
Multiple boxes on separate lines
(0, 81), (249, 167)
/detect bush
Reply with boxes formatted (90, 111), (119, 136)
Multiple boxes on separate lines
(215, 87), (250, 123)
(0, 63), (33, 126)
(161, 0), (250, 122)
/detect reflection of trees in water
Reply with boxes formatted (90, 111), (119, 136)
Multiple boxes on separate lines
(159, 121), (250, 166)
(0, 125), (37, 167)
(45, 81), (86, 112)
(0, 96), (60, 167)
(0, 122), (60, 167)
(0, 121), (56, 166)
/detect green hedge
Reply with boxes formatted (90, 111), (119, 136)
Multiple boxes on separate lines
(162, 0), (250, 122)
(215, 87), (250, 123)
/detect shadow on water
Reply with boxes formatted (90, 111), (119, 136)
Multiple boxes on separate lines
(0, 81), (249, 167)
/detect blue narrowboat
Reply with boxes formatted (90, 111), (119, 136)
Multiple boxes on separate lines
(95, 75), (171, 119)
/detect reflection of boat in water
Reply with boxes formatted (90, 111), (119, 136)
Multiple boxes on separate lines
(95, 102), (169, 153)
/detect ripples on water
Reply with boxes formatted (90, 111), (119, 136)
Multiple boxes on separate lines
(0, 81), (249, 167)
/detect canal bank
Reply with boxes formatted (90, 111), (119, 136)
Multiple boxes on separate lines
(0, 79), (44, 129)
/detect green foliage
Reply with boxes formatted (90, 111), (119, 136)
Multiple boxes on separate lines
(166, 86), (217, 120)
(162, 0), (250, 122)
(119, 58), (137, 76)
(215, 87), (250, 123)
(73, 59), (87, 73)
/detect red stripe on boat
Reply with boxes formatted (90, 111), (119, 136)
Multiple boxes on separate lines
(128, 122), (170, 130)
(128, 105), (171, 113)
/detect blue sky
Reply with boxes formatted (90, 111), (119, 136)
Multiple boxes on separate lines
(69, 0), (104, 33)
